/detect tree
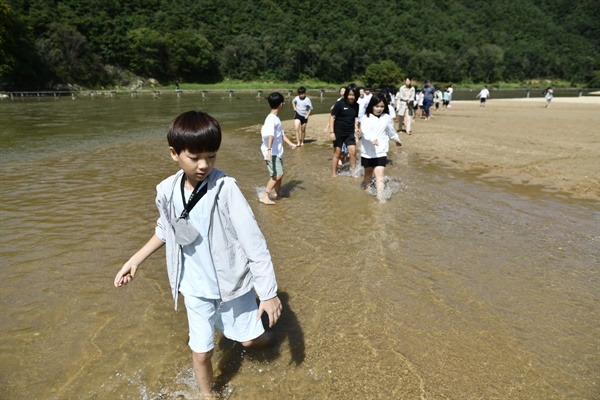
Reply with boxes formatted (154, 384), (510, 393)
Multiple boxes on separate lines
(476, 44), (505, 82)
(0, 0), (49, 89)
(218, 34), (265, 80)
(363, 60), (404, 89)
(36, 23), (106, 87)
(166, 30), (219, 83)
(126, 27), (169, 81)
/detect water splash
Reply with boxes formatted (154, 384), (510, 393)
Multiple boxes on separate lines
(363, 176), (407, 201)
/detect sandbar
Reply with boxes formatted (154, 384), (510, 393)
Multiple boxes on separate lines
(291, 97), (600, 200)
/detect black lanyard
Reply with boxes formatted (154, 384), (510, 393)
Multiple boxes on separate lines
(179, 174), (208, 219)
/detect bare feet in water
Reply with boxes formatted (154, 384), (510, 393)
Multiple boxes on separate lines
(259, 194), (275, 205)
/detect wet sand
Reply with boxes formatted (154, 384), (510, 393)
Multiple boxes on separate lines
(296, 97), (600, 200)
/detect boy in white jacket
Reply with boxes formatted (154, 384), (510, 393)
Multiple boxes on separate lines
(359, 92), (402, 201)
(114, 110), (282, 398)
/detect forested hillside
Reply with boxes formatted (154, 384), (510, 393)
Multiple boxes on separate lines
(2, 0), (599, 90)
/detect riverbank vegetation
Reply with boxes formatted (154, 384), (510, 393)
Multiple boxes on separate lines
(2, 0), (599, 90)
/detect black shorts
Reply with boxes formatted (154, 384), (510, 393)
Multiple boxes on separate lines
(333, 134), (356, 148)
(294, 112), (308, 125)
(480, 98), (487, 103)
(361, 156), (387, 168)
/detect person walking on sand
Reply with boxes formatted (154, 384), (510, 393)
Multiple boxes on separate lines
(359, 92), (402, 202)
(292, 86), (313, 146)
(543, 87), (554, 108)
(114, 110), (282, 399)
(477, 85), (490, 107)
(434, 88), (443, 112)
(329, 84), (360, 177)
(416, 89), (424, 118)
(442, 87), (450, 110)
(422, 80), (436, 120)
(260, 92), (297, 204)
(395, 77), (415, 134)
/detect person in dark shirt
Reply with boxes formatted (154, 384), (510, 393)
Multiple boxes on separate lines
(328, 84), (360, 177)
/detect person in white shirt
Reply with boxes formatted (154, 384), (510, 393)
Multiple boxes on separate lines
(447, 84), (454, 108)
(291, 86), (313, 146)
(395, 77), (416, 134)
(543, 87), (554, 108)
(260, 92), (297, 204)
(359, 92), (402, 202)
(477, 86), (490, 108)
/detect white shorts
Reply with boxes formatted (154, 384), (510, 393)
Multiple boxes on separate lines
(183, 290), (265, 353)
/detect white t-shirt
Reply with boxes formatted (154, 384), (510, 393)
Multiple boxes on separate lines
(292, 96), (313, 117)
(261, 113), (285, 158)
(175, 181), (220, 299)
(478, 88), (490, 99)
(357, 93), (372, 119)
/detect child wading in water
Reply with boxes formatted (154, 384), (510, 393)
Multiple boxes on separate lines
(359, 92), (402, 201)
(114, 111), (282, 398)
(329, 84), (360, 177)
(260, 92), (297, 204)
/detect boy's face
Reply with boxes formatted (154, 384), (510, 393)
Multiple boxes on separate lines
(170, 148), (216, 187)
(299, 93), (306, 99)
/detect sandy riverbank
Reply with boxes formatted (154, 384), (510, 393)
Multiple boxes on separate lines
(287, 96), (599, 201)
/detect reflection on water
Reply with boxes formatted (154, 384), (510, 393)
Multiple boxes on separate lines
(0, 94), (598, 399)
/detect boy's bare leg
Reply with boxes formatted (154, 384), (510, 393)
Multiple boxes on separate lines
(300, 124), (307, 145)
(192, 350), (217, 398)
(260, 178), (277, 204)
(294, 120), (301, 146)
(272, 175), (283, 199)
(347, 145), (357, 177)
(331, 147), (342, 177)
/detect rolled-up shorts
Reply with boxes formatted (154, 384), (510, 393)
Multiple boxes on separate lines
(333, 134), (356, 149)
(266, 155), (284, 178)
(183, 290), (265, 353)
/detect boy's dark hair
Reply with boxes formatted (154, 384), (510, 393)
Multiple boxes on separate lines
(267, 92), (285, 109)
(167, 110), (222, 154)
(365, 92), (390, 117)
(344, 84), (360, 102)
(297, 87), (306, 94)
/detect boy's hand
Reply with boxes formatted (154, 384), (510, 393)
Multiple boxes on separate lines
(114, 261), (138, 287)
(257, 296), (283, 328)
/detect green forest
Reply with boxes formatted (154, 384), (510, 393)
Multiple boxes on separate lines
(2, 0), (599, 90)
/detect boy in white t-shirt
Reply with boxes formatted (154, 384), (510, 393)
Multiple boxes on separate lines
(292, 86), (313, 146)
(477, 86), (490, 108)
(260, 92), (297, 204)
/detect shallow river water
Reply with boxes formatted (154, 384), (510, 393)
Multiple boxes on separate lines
(0, 92), (598, 399)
